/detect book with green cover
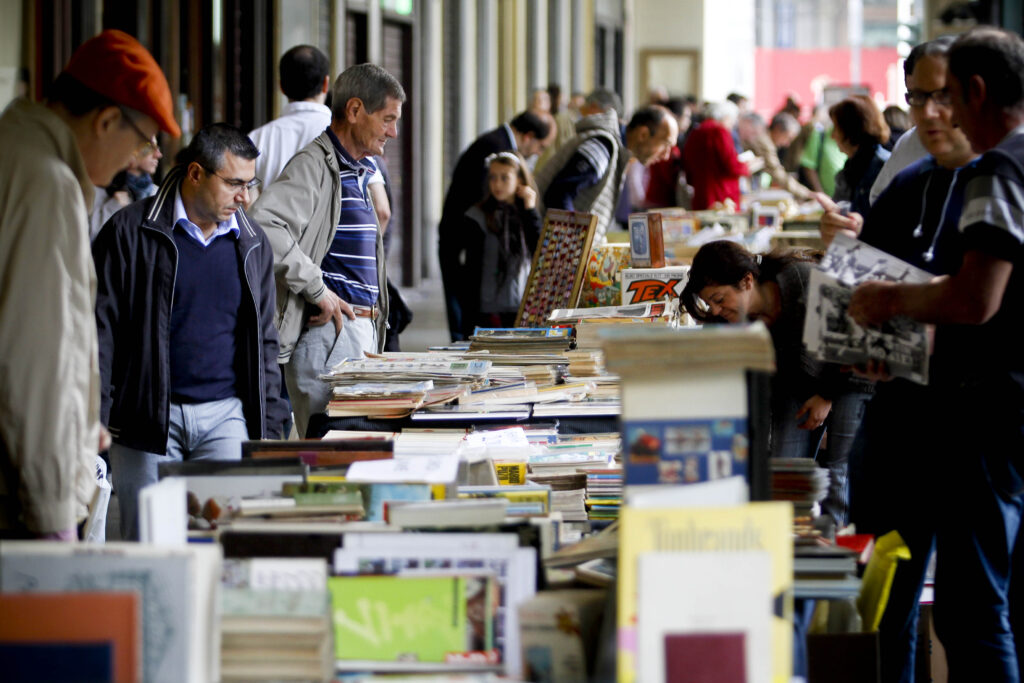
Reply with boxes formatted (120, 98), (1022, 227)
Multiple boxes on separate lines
(328, 576), (469, 663)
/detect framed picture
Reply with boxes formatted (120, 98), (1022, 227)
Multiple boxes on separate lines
(640, 49), (700, 103)
(515, 209), (599, 327)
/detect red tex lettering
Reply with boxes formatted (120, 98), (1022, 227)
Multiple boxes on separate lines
(626, 278), (681, 303)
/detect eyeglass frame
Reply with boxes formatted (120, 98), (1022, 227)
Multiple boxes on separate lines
(905, 87), (952, 108)
(199, 164), (263, 192)
(118, 106), (159, 156)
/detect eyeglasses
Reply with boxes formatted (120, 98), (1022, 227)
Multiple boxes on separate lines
(201, 165), (262, 192)
(118, 107), (159, 156)
(905, 88), (952, 108)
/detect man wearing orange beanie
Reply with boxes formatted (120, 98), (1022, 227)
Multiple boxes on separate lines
(0, 30), (179, 539)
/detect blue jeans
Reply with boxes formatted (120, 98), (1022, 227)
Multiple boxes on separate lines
(934, 452), (1022, 682)
(772, 390), (870, 526)
(284, 317), (375, 438)
(109, 396), (247, 540)
(848, 382), (940, 683)
(932, 381), (1023, 682)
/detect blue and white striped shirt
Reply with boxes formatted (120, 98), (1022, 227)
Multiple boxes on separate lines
(321, 129), (380, 307)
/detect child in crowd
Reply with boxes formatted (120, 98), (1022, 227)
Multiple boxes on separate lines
(459, 152), (542, 336)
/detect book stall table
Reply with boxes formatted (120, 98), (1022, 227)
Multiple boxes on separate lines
(308, 412), (619, 439)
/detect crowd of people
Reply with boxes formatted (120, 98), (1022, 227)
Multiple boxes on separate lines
(1, 22), (1023, 683)
(680, 29), (1024, 683)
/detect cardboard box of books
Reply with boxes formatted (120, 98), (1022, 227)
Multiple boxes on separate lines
(619, 266), (690, 306)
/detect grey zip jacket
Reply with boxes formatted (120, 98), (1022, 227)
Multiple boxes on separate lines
(249, 131), (389, 361)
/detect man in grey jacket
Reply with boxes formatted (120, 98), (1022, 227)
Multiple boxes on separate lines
(250, 64), (403, 437)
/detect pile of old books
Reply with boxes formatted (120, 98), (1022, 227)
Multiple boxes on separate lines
(583, 468), (623, 520)
(548, 301), (680, 351)
(220, 558), (334, 682)
(467, 326), (573, 354)
(320, 357), (490, 417)
(326, 380), (432, 418)
(769, 458), (829, 518)
(527, 472), (588, 522)
(793, 544), (861, 599)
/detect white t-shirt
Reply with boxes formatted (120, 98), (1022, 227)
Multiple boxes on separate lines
(249, 101), (332, 187)
(869, 127), (929, 206)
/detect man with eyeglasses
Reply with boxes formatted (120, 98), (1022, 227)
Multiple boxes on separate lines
(849, 26), (1024, 680)
(93, 123), (287, 540)
(0, 30), (179, 540)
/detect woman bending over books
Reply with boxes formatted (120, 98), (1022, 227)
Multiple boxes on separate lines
(459, 152), (542, 337)
(679, 240), (872, 525)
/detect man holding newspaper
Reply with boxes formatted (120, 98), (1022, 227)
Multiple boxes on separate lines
(845, 27), (1024, 682)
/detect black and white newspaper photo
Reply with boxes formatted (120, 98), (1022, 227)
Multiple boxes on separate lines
(803, 233), (933, 384)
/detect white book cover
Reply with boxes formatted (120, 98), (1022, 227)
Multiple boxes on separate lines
(139, 476), (187, 545)
(637, 551), (773, 683)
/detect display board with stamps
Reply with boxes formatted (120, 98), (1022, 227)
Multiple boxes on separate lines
(515, 209), (598, 328)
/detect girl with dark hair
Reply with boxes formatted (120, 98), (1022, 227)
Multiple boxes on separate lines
(459, 152), (542, 336)
(680, 240), (872, 525)
(829, 95), (891, 216)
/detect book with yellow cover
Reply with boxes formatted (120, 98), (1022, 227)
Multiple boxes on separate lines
(617, 502), (793, 683)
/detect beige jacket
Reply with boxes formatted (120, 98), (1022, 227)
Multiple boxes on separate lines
(747, 131), (814, 200)
(0, 100), (100, 534)
(249, 131), (388, 361)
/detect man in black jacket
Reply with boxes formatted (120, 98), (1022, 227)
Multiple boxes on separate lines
(93, 124), (286, 540)
(438, 111), (550, 340)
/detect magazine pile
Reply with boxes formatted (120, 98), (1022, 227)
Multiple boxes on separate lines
(802, 233), (932, 384)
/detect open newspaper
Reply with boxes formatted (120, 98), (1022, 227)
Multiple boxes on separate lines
(802, 233), (932, 384)
(547, 298), (678, 322)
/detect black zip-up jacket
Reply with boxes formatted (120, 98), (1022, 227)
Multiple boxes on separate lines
(93, 167), (288, 454)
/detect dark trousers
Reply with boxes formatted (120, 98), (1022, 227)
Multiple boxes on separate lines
(848, 382), (939, 683)
(933, 443), (1022, 681)
(932, 381), (1023, 682)
(771, 389), (871, 526)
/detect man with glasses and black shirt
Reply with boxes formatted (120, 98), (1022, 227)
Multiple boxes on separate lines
(93, 123), (287, 540)
(0, 30), (179, 540)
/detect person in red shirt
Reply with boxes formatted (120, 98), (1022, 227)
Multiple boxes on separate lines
(644, 97), (693, 208)
(682, 101), (753, 210)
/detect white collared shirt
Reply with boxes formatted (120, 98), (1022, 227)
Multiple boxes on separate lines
(249, 101), (333, 187)
(503, 122), (518, 152)
(174, 190), (239, 247)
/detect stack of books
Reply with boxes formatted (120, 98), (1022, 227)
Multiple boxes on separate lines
(458, 484), (552, 516)
(326, 380), (432, 418)
(320, 357), (490, 417)
(231, 483), (366, 524)
(793, 544), (861, 599)
(583, 468), (623, 520)
(467, 327), (574, 354)
(220, 558), (334, 682)
(527, 472), (588, 522)
(769, 458), (829, 518)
